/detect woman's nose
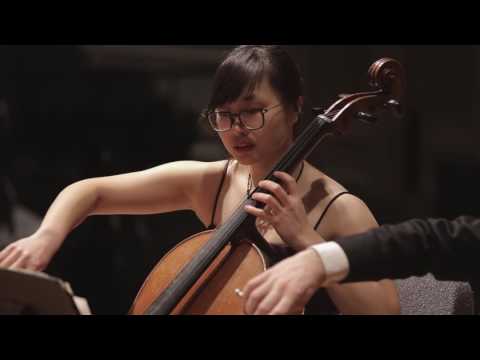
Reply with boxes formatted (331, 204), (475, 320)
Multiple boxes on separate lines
(231, 116), (248, 133)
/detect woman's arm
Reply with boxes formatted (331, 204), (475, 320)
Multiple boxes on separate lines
(0, 160), (217, 271)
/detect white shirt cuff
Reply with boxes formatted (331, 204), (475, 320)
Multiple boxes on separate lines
(310, 242), (350, 287)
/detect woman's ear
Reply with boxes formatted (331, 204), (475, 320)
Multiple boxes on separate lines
(297, 96), (304, 114)
(293, 96), (304, 125)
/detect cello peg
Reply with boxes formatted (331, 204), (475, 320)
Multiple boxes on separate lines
(386, 99), (405, 119)
(356, 111), (378, 124)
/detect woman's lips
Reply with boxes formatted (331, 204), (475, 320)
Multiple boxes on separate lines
(234, 143), (255, 153)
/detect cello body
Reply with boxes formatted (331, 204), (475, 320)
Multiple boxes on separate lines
(129, 230), (269, 315)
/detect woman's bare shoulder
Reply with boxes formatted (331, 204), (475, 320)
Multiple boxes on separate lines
(303, 162), (348, 197)
(322, 192), (378, 238)
(304, 162), (377, 237)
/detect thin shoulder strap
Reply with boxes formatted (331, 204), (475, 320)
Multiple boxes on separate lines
(314, 191), (351, 231)
(207, 160), (230, 230)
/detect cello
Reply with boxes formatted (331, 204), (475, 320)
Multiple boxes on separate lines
(129, 57), (406, 315)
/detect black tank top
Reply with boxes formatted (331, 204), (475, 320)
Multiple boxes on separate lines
(206, 160), (231, 230)
(206, 160), (351, 314)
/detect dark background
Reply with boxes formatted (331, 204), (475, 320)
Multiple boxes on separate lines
(1, 45), (479, 314)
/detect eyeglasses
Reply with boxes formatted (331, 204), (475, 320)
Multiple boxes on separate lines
(206, 104), (282, 132)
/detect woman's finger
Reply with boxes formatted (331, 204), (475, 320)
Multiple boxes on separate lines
(0, 249), (22, 268)
(273, 171), (299, 196)
(251, 192), (282, 215)
(257, 180), (290, 206)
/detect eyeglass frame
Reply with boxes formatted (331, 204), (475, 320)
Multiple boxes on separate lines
(205, 103), (283, 132)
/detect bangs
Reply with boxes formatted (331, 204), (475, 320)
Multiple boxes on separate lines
(208, 49), (269, 110)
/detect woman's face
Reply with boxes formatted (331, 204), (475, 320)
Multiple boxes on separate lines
(217, 78), (298, 167)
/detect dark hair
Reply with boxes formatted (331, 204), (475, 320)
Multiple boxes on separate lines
(207, 45), (304, 113)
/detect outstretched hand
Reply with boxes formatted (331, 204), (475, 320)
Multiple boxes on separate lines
(0, 232), (60, 272)
(242, 248), (327, 315)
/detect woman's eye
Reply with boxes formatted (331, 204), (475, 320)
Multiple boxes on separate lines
(243, 109), (261, 115)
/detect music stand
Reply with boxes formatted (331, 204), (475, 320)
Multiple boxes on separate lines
(0, 268), (91, 315)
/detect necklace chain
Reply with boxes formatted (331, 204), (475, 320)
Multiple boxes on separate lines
(247, 161), (305, 196)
